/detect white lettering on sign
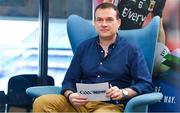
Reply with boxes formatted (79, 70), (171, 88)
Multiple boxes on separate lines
(122, 7), (146, 23)
(164, 96), (176, 104)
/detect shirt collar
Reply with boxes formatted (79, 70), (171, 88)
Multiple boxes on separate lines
(96, 33), (120, 47)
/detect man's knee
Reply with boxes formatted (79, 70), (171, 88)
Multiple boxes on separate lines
(33, 94), (66, 112)
(33, 94), (51, 111)
(33, 95), (47, 107)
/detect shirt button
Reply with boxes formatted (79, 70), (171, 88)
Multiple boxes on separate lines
(101, 50), (103, 53)
(115, 101), (119, 104)
(97, 75), (101, 78)
(100, 62), (102, 65)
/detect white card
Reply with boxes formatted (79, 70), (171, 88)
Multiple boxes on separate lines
(76, 82), (110, 101)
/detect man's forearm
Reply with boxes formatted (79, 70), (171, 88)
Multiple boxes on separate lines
(124, 88), (138, 99)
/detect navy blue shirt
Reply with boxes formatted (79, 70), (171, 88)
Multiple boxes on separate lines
(61, 34), (153, 104)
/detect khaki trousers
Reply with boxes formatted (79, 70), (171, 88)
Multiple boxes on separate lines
(33, 94), (124, 113)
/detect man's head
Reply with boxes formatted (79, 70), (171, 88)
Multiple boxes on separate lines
(94, 3), (121, 39)
(94, 2), (120, 20)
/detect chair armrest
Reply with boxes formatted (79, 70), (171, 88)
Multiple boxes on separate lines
(124, 92), (163, 113)
(26, 86), (62, 98)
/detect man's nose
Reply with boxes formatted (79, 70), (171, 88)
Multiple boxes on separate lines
(101, 20), (108, 26)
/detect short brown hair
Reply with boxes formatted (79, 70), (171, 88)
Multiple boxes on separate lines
(94, 2), (120, 19)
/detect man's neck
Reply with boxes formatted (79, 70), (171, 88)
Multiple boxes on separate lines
(99, 34), (116, 57)
(99, 34), (116, 47)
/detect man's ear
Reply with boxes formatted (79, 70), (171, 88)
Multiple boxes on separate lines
(93, 18), (96, 25)
(92, 21), (95, 26)
(118, 19), (121, 28)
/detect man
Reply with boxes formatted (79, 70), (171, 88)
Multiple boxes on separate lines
(33, 3), (153, 113)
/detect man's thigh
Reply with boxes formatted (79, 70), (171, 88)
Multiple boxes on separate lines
(33, 94), (85, 112)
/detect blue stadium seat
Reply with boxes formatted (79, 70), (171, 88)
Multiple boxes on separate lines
(26, 15), (163, 113)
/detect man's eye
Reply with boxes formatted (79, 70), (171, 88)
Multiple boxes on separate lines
(95, 18), (115, 23)
(96, 19), (103, 22)
(106, 18), (114, 22)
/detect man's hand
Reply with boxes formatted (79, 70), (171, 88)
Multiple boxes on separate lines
(106, 86), (137, 100)
(68, 92), (88, 107)
(106, 86), (124, 100)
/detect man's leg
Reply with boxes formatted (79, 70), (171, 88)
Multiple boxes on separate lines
(85, 101), (124, 113)
(33, 94), (87, 112)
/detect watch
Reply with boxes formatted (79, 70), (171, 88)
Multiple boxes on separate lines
(66, 92), (73, 102)
(122, 89), (129, 99)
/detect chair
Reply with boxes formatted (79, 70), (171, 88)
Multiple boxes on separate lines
(0, 91), (6, 112)
(26, 15), (163, 113)
(7, 74), (54, 112)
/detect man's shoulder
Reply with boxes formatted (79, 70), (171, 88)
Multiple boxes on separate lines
(79, 36), (97, 46)
(76, 36), (97, 51)
(118, 35), (139, 50)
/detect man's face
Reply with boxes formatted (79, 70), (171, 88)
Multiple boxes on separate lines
(94, 8), (121, 38)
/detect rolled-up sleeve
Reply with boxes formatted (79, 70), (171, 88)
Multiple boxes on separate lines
(61, 46), (83, 94)
(129, 46), (154, 95)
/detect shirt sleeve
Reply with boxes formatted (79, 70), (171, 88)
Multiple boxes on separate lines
(152, 0), (166, 17)
(61, 46), (83, 94)
(128, 46), (154, 95)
